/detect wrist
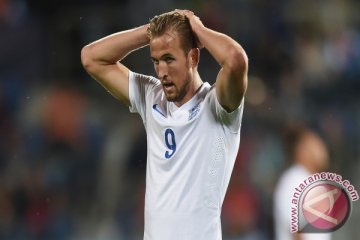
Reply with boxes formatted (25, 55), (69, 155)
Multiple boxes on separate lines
(136, 24), (150, 45)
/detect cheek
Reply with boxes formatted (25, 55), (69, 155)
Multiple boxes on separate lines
(171, 68), (187, 87)
(169, 66), (182, 77)
(154, 65), (159, 74)
(169, 62), (189, 79)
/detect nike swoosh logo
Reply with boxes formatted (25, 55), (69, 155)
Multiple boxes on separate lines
(152, 104), (166, 117)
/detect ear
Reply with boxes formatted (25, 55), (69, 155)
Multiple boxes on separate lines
(189, 48), (200, 68)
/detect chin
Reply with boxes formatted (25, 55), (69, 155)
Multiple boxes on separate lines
(164, 92), (177, 102)
(165, 96), (177, 102)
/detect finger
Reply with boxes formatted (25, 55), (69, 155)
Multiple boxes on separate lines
(175, 9), (194, 17)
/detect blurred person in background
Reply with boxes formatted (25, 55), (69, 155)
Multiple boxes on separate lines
(273, 124), (331, 240)
(81, 9), (248, 240)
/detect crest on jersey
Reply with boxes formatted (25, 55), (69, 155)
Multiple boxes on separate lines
(188, 104), (200, 121)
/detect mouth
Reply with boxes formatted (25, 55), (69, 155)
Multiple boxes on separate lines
(162, 82), (175, 91)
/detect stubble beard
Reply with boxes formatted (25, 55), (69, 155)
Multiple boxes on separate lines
(164, 76), (191, 104)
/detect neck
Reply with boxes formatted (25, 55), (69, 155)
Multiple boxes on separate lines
(296, 159), (316, 174)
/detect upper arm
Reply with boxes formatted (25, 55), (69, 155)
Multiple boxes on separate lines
(215, 47), (248, 112)
(81, 47), (131, 106)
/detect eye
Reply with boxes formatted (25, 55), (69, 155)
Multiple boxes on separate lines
(151, 58), (159, 65)
(165, 57), (175, 63)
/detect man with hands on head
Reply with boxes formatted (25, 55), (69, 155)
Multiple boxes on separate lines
(81, 9), (248, 240)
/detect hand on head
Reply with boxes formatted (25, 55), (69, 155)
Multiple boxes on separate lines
(174, 9), (204, 49)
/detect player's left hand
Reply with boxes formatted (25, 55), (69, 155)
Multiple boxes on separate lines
(175, 9), (204, 49)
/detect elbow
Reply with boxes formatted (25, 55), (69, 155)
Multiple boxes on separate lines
(81, 45), (95, 73)
(226, 47), (248, 74)
(81, 45), (91, 69)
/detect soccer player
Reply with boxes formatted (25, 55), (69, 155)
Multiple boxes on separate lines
(81, 9), (248, 240)
(273, 125), (331, 240)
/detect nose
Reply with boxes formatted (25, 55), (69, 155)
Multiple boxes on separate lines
(157, 61), (168, 80)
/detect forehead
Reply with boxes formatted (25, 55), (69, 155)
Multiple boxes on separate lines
(149, 31), (183, 57)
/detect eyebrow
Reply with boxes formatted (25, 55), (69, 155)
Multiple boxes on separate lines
(151, 53), (175, 61)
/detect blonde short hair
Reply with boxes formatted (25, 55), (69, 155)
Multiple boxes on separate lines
(147, 11), (197, 54)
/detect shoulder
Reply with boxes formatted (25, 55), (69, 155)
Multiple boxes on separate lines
(128, 71), (162, 115)
(129, 70), (161, 88)
(206, 83), (244, 111)
(275, 165), (309, 195)
(204, 83), (244, 131)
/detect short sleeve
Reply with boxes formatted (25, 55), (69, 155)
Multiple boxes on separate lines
(209, 88), (244, 133)
(128, 71), (160, 121)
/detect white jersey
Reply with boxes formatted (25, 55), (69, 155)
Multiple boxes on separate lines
(128, 71), (244, 240)
(273, 164), (331, 240)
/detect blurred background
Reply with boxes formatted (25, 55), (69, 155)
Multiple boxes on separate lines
(0, 0), (359, 239)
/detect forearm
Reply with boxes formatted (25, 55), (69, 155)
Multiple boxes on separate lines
(178, 9), (248, 111)
(81, 24), (149, 105)
(192, 23), (247, 69)
(82, 24), (149, 66)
